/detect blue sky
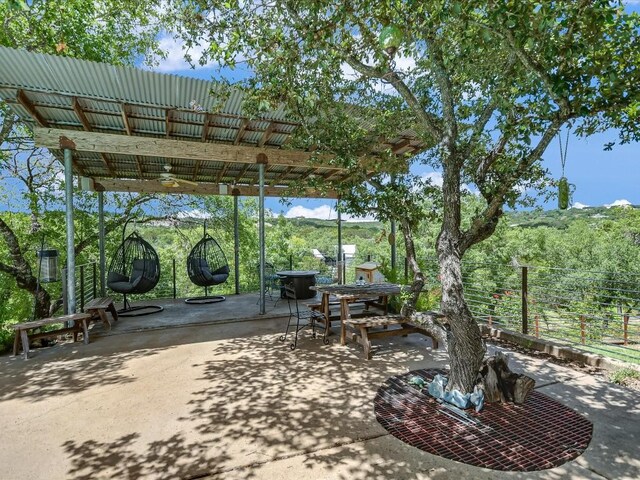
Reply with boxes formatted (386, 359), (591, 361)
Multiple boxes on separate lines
(150, 2), (640, 219)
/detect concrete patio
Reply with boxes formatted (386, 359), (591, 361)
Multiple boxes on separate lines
(0, 299), (638, 480)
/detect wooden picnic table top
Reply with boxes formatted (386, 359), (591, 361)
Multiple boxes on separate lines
(311, 283), (402, 298)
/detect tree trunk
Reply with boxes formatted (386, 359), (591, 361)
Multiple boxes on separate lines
(399, 218), (424, 317)
(437, 229), (485, 394)
(479, 352), (535, 404)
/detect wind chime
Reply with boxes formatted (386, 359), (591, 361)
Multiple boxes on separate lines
(557, 129), (571, 210)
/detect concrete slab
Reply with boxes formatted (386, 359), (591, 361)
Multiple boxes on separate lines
(0, 315), (637, 480)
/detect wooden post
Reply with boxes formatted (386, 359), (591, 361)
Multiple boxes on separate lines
(623, 314), (629, 346)
(535, 314), (539, 338)
(580, 315), (586, 345)
(521, 266), (528, 335)
(488, 315), (492, 327)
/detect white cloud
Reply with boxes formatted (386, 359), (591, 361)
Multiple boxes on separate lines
(570, 202), (590, 209)
(284, 204), (376, 222)
(177, 209), (211, 219)
(604, 199), (632, 208)
(421, 172), (443, 187)
(148, 34), (215, 73)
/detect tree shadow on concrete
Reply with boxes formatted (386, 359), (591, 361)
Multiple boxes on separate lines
(58, 327), (449, 480)
(0, 347), (163, 402)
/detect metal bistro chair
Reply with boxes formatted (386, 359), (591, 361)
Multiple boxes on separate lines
(256, 262), (282, 305)
(279, 283), (324, 350)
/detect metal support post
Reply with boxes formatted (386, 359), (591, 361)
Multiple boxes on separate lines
(98, 191), (106, 297)
(233, 194), (240, 295)
(258, 159), (266, 314)
(64, 149), (76, 314)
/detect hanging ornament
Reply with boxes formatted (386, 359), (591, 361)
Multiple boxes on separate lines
(557, 128), (572, 210)
(379, 25), (403, 56)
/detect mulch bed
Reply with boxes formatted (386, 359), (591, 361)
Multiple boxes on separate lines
(374, 369), (592, 471)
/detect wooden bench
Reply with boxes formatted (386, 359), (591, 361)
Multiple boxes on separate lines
(307, 297), (387, 329)
(84, 296), (118, 330)
(343, 314), (440, 360)
(12, 313), (92, 360)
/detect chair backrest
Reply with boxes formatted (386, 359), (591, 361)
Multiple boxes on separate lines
(284, 283), (300, 317)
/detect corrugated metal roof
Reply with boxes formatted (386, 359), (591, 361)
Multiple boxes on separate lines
(0, 46), (427, 198)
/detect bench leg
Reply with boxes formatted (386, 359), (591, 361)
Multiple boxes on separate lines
(107, 302), (119, 322)
(359, 326), (372, 360)
(80, 318), (90, 344)
(340, 298), (350, 346)
(13, 332), (20, 356)
(97, 309), (111, 330)
(20, 330), (30, 360)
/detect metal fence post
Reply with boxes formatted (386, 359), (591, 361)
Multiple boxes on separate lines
(521, 266), (528, 334)
(623, 314), (629, 345)
(92, 262), (97, 300)
(172, 258), (177, 299)
(79, 264), (85, 312)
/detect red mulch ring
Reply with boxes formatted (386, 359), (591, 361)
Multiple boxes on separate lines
(374, 369), (592, 471)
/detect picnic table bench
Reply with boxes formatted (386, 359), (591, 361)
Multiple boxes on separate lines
(344, 314), (441, 360)
(84, 296), (118, 330)
(12, 313), (92, 360)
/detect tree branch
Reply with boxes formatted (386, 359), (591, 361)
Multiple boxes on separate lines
(345, 56), (442, 141)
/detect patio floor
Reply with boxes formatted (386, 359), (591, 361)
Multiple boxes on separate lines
(0, 299), (638, 479)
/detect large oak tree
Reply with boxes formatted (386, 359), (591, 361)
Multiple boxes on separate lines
(165, 0), (640, 392)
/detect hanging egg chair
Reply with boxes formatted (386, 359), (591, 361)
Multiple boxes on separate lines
(185, 232), (230, 304)
(107, 230), (163, 316)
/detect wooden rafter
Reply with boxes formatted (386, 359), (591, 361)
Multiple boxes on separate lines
(392, 138), (412, 153)
(201, 114), (210, 142)
(257, 122), (275, 147)
(121, 103), (132, 135)
(271, 166), (295, 186)
(235, 163), (251, 183)
(165, 108), (173, 138)
(73, 97), (114, 176)
(192, 160), (202, 182)
(134, 155), (144, 178)
(216, 163), (230, 183)
(234, 119), (249, 145)
(16, 90), (49, 127)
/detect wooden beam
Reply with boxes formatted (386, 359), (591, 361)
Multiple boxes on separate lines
(257, 122), (275, 147)
(121, 103), (132, 135)
(271, 166), (295, 186)
(17, 90), (49, 127)
(93, 178), (338, 199)
(34, 128), (345, 170)
(234, 119), (249, 145)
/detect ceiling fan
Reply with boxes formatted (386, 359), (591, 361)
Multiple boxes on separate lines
(157, 164), (198, 188)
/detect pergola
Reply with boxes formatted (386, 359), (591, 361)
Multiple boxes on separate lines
(0, 46), (427, 313)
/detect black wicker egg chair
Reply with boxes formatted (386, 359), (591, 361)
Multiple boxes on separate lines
(107, 230), (163, 317)
(185, 232), (230, 304)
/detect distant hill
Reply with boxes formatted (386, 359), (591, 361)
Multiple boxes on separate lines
(505, 204), (639, 229)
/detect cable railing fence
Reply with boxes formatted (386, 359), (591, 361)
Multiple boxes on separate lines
(422, 259), (640, 364)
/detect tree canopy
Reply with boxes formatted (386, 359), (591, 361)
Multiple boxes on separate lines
(165, 0), (640, 392)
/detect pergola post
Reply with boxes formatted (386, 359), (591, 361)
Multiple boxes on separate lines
(257, 154), (267, 314)
(337, 200), (343, 285)
(98, 190), (106, 297)
(64, 148), (76, 314)
(390, 219), (397, 270)
(233, 191), (240, 295)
